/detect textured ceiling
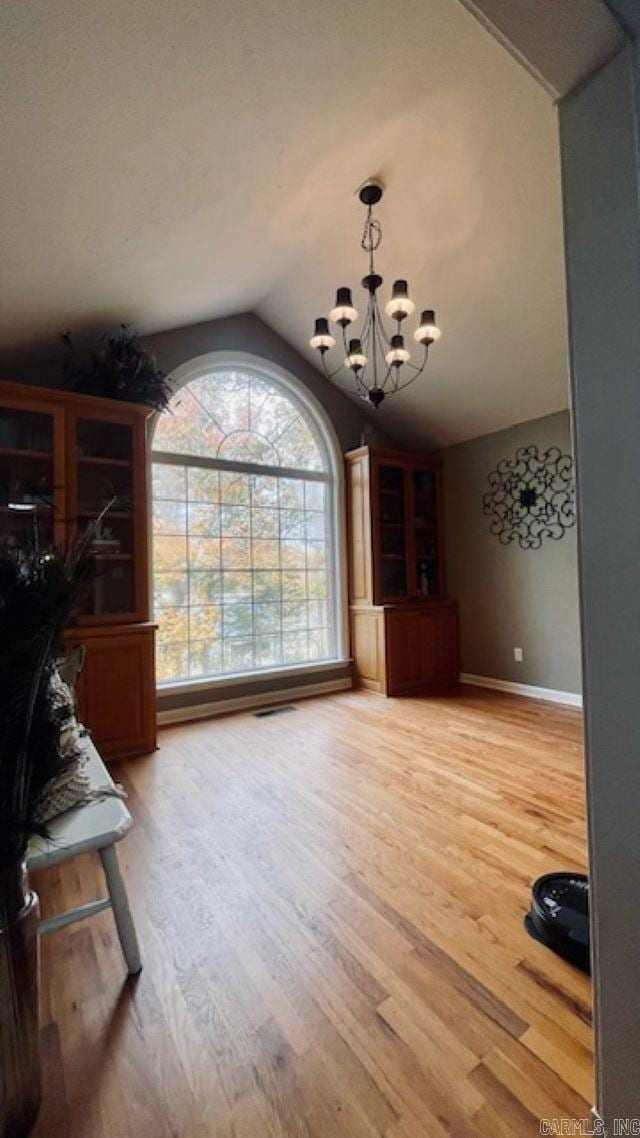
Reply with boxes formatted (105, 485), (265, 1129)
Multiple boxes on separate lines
(1, 0), (578, 447)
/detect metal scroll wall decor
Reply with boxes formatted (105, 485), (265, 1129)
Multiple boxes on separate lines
(482, 444), (576, 550)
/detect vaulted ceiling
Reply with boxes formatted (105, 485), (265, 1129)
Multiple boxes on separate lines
(0, 0), (624, 447)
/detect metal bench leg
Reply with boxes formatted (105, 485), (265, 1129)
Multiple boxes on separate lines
(99, 845), (142, 975)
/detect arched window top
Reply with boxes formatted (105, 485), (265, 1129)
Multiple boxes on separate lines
(153, 368), (327, 473)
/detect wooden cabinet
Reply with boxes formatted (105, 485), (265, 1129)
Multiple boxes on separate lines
(0, 390), (66, 552)
(350, 608), (386, 693)
(430, 603), (460, 683)
(385, 604), (459, 695)
(65, 624), (157, 759)
(0, 381), (156, 757)
(346, 446), (459, 696)
(66, 400), (150, 625)
(385, 608), (424, 693)
(347, 446), (445, 606)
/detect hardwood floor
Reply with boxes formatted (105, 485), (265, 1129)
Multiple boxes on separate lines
(31, 685), (591, 1137)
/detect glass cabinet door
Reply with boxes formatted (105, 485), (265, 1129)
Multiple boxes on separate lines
(72, 415), (137, 620)
(0, 402), (62, 554)
(377, 463), (408, 600)
(412, 467), (440, 598)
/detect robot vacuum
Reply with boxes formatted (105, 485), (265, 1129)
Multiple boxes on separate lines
(524, 872), (590, 973)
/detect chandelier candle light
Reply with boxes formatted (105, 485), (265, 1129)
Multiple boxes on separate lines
(309, 180), (441, 408)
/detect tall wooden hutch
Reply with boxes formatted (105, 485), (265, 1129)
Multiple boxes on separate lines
(0, 381), (156, 758)
(346, 445), (459, 695)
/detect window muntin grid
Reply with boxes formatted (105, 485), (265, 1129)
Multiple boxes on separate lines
(153, 369), (326, 473)
(152, 371), (335, 685)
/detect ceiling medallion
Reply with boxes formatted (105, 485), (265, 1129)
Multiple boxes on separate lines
(309, 179), (441, 409)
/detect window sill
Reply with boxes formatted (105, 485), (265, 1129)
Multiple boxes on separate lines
(156, 657), (352, 698)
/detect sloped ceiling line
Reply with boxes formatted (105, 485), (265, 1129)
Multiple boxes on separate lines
(457, 0), (627, 100)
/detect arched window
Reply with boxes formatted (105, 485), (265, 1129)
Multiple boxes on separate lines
(151, 356), (344, 685)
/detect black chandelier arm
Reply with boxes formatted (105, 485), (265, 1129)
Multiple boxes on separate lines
(393, 371), (424, 394)
(321, 352), (422, 403)
(373, 311), (400, 395)
(374, 306), (393, 362)
(345, 368), (371, 401)
(392, 347), (431, 392)
(381, 367), (396, 393)
(320, 349), (346, 384)
(320, 325), (350, 380)
(323, 326), (371, 391)
(354, 372), (371, 399)
(320, 337), (370, 398)
(320, 352), (362, 394)
(402, 355), (429, 376)
(371, 293), (394, 349)
(319, 317), (429, 395)
(378, 347), (429, 397)
(359, 296), (374, 348)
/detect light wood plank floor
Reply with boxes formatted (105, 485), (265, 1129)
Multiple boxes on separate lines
(31, 685), (592, 1137)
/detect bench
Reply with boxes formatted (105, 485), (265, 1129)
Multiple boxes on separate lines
(27, 735), (142, 975)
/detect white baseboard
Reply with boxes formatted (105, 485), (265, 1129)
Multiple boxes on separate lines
(459, 672), (583, 709)
(157, 676), (352, 726)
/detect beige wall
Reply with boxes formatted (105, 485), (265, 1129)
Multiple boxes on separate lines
(443, 410), (581, 694)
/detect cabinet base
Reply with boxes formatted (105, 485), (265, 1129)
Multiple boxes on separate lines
(350, 602), (459, 697)
(63, 622), (157, 760)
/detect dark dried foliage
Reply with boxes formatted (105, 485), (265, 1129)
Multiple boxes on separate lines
(61, 324), (170, 412)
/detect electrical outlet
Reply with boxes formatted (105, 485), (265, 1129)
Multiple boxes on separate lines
(514, 647), (523, 662)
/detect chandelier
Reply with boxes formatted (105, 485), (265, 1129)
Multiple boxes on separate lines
(309, 180), (441, 408)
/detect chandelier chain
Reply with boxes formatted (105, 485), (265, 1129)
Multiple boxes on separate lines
(360, 205), (382, 274)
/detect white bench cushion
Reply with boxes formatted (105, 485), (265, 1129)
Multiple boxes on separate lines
(27, 736), (132, 871)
